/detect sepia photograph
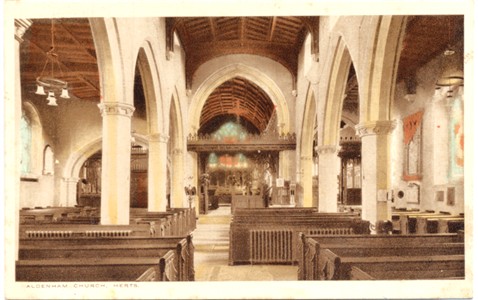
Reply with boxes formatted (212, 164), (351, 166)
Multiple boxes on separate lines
(2, 0), (475, 299)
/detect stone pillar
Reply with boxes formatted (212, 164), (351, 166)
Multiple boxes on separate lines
(356, 120), (396, 226)
(172, 148), (185, 208)
(148, 133), (169, 212)
(98, 102), (134, 225)
(317, 145), (340, 212)
(300, 155), (314, 207)
(8, 19), (32, 262)
(63, 177), (79, 207)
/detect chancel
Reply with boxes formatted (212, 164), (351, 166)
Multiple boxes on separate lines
(4, 11), (471, 298)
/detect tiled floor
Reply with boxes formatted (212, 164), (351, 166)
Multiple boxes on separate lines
(194, 205), (298, 281)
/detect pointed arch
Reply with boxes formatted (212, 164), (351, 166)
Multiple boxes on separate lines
(189, 63), (290, 134)
(299, 84), (317, 207)
(360, 16), (407, 122)
(135, 44), (161, 134)
(169, 87), (186, 207)
(322, 37), (352, 146)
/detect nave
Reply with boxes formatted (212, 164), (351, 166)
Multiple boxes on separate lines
(194, 205), (297, 281)
(5, 9), (472, 299)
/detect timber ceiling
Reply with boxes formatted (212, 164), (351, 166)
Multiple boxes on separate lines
(18, 16), (464, 131)
(168, 17), (318, 89)
(397, 15), (464, 81)
(199, 77), (276, 133)
(20, 18), (100, 101)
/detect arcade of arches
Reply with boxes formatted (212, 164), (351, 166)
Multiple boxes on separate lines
(8, 15), (467, 281)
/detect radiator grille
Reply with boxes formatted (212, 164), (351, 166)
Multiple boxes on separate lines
(85, 230), (132, 237)
(250, 230), (293, 263)
(25, 231), (73, 238)
(308, 228), (353, 235)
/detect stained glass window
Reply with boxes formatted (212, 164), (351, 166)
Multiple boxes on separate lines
(212, 121), (248, 143)
(449, 95), (464, 178)
(20, 112), (32, 174)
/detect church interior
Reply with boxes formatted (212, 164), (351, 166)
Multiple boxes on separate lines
(4, 10), (473, 299)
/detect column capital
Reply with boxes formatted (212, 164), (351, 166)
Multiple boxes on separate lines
(149, 133), (169, 143)
(15, 19), (32, 43)
(317, 145), (339, 155)
(98, 102), (135, 117)
(355, 120), (396, 137)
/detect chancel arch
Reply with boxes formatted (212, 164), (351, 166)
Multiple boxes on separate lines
(189, 63), (291, 135)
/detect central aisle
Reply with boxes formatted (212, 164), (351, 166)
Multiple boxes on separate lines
(194, 205), (298, 281)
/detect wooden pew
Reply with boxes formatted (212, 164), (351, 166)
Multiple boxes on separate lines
(16, 256), (175, 281)
(20, 207), (99, 224)
(398, 212), (447, 234)
(131, 208), (196, 236)
(298, 233), (464, 280)
(415, 215), (464, 234)
(17, 234), (195, 281)
(19, 223), (155, 238)
(324, 250), (464, 280)
(391, 208), (419, 233)
(229, 209), (369, 265)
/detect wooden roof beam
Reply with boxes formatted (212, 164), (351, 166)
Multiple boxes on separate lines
(57, 23), (97, 63)
(268, 17), (277, 42)
(209, 18), (217, 41)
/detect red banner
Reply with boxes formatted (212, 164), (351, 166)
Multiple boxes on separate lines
(403, 111), (424, 145)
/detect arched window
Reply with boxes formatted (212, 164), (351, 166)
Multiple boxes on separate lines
(449, 93), (464, 179)
(43, 145), (55, 175)
(20, 111), (32, 174)
(21, 102), (43, 179)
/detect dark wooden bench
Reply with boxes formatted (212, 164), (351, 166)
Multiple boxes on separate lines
(324, 251), (464, 280)
(415, 215), (464, 234)
(298, 233), (464, 280)
(17, 234), (195, 281)
(19, 223), (155, 238)
(20, 207), (99, 224)
(131, 208), (196, 236)
(398, 212), (447, 234)
(16, 256), (175, 281)
(229, 209), (369, 265)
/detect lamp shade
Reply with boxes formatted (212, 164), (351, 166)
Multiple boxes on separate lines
(46, 91), (58, 106)
(60, 88), (70, 99)
(436, 69), (464, 87)
(35, 85), (46, 95)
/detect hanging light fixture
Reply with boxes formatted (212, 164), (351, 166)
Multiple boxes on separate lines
(435, 17), (464, 98)
(35, 19), (70, 106)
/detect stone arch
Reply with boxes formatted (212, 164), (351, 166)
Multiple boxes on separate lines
(89, 18), (125, 105)
(299, 84), (317, 207)
(321, 36), (353, 147)
(62, 134), (149, 206)
(169, 87), (186, 207)
(135, 42), (162, 134)
(359, 16), (407, 123)
(189, 63), (290, 134)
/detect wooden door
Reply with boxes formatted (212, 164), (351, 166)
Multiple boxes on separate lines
(131, 171), (148, 208)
